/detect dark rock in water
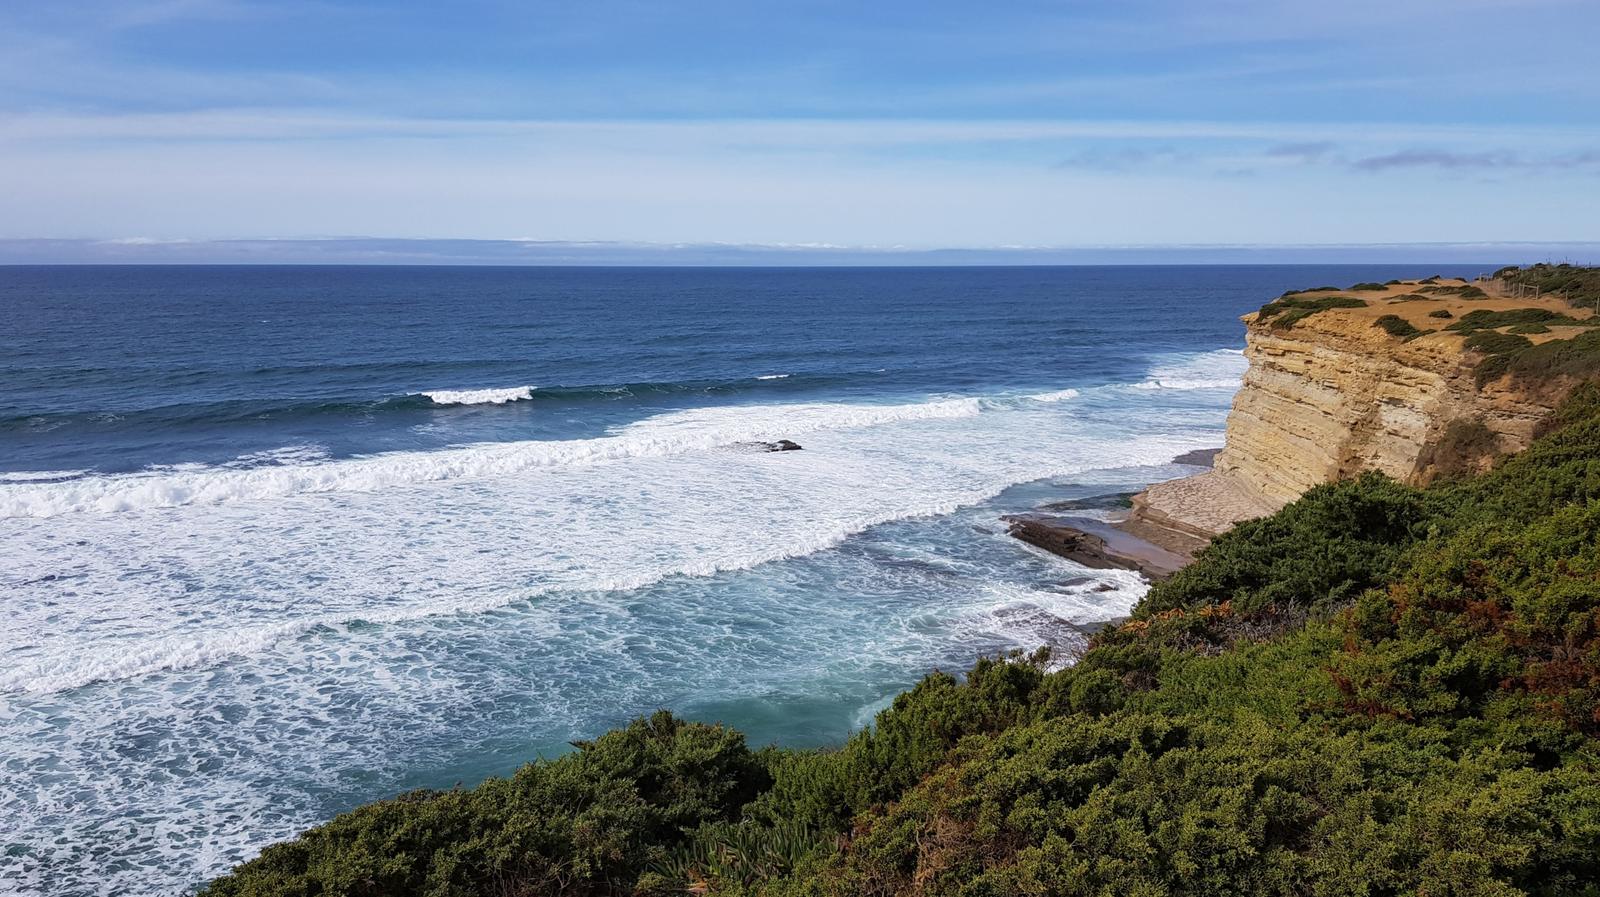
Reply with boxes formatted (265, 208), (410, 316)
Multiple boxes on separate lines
(1171, 447), (1222, 467)
(1004, 514), (1190, 581)
(734, 439), (804, 453)
(1039, 491), (1136, 512)
(1055, 575), (1099, 588)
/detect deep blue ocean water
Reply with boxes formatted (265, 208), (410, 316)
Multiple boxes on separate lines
(0, 264), (1480, 895)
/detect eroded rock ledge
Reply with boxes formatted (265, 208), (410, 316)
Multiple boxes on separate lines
(1004, 514), (1190, 581)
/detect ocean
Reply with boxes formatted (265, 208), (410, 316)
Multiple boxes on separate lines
(0, 264), (1477, 895)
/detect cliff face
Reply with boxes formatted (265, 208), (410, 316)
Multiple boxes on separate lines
(1134, 280), (1588, 541)
(1214, 307), (1560, 501)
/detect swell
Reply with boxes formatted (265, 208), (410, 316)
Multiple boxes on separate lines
(0, 397), (985, 519)
(0, 373), (852, 433)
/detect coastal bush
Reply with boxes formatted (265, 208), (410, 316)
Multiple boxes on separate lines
(1418, 284), (1489, 299)
(1496, 263), (1600, 311)
(1463, 329), (1534, 355)
(1428, 308), (1454, 318)
(1349, 281), (1387, 291)
(1491, 328), (1600, 386)
(1446, 307), (1585, 332)
(200, 712), (769, 897)
(1373, 314), (1431, 341)
(1461, 327), (1600, 388)
(1509, 322), (1552, 333)
(1415, 417), (1499, 481)
(204, 387), (1600, 897)
(1255, 295), (1366, 329)
(1135, 472), (1426, 618)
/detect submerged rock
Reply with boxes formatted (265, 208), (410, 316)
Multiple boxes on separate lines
(1038, 491), (1136, 512)
(1004, 514), (1189, 581)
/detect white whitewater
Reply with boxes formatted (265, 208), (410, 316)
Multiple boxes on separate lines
(0, 350), (1244, 897)
(420, 385), (537, 406)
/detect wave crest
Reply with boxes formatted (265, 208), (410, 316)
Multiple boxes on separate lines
(1131, 377), (1240, 391)
(419, 386), (536, 406)
(1026, 388), (1081, 403)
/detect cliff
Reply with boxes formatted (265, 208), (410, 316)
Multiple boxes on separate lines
(1135, 278), (1595, 542)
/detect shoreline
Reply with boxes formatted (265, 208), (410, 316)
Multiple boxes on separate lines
(1004, 447), (1238, 580)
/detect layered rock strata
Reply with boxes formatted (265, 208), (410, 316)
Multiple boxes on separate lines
(1135, 280), (1587, 541)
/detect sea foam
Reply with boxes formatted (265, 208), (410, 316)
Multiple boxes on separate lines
(0, 397), (983, 518)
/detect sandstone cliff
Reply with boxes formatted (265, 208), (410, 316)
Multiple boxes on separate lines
(1134, 278), (1592, 544)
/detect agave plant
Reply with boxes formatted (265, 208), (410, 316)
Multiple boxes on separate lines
(646, 819), (828, 892)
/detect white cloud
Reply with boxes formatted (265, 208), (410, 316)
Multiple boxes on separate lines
(5, 109), (1597, 147)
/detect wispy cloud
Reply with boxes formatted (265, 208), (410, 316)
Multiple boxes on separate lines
(0, 1), (1596, 245)
(1350, 148), (1600, 173)
(1264, 141), (1337, 161)
(1352, 149), (1519, 172)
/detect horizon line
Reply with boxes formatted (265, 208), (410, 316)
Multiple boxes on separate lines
(3, 237), (1597, 268)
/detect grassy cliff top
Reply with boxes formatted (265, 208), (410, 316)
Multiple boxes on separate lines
(1247, 273), (1600, 390)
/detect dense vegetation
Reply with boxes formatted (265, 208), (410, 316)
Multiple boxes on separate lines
(1445, 308), (1590, 333)
(1443, 306), (1600, 386)
(1496, 263), (1600, 311)
(205, 383), (1600, 897)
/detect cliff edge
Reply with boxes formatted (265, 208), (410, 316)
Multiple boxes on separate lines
(1136, 275), (1596, 543)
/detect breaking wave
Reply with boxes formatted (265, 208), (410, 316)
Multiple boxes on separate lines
(419, 386), (537, 406)
(0, 397), (984, 519)
(1026, 388), (1081, 403)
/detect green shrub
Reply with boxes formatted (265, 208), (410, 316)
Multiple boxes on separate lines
(1373, 314), (1431, 341)
(1496, 263), (1600, 311)
(1256, 295), (1367, 329)
(1139, 472), (1428, 617)
(1418, 284), (1488, 297)
(200, 712), (769, 897)
(1447, 307), (1586, 332)
(1495, 328), (1600, 385)
(1349, 282), (1388, 291)
(1415, 417), (1499, 480)
(1428, 308), (1454, 318)
(1464, 330), (1534, 355)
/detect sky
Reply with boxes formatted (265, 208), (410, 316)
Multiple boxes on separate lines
(2, 0), (1599, 262)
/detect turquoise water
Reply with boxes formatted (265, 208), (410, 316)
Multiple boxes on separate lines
(0, 264), (1474, 895)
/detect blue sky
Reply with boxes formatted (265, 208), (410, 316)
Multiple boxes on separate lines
(2, 0), (1598, 257)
